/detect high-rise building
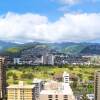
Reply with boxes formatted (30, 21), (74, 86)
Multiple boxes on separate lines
(94, 71), (100, 100)
(13, 58), (22, 65)
(7, 81), (35, 100)
(47, 54), (55, 65)
(63, 71), (69, 84)
(0, 57), (6, 100)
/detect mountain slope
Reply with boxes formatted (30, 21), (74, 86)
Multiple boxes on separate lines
(0, 41), (100, 56)
(80, 44), (100, 55)
(63, 44), (88, 55)
(0, 41), (18, 51)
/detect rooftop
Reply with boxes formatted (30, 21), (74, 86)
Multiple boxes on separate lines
(33, 78), (43, 83)
(40, 80), (73, 95)
(7, 81), (35, 89)
(40, 84), (73, 95)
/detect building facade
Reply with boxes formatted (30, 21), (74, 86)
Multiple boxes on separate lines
(0, 57), (6, 100)
(33, 79), (44, 100)
(7, 81), (35, 100)
(13, 58), (22, 65)
(40, 72), (75, 100)
(94, 71), (100, 100)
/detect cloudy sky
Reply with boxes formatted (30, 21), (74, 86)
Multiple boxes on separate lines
(0, 0), (100, 43)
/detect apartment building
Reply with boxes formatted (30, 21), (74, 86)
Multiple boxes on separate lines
(0, 57), (6, 100)
(94, 71), (100, 100)
(7, 81), (35, 100)
(39, 72), (75, 100)
(33, 79), (44, 100)
(13, 58), (22, 65)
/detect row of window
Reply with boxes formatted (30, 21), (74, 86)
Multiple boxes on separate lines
(48, 95), (68, 99)
(48, 99), (68, 100)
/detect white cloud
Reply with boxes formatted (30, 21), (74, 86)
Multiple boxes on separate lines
(60, 0), (79, 5)
(52, 0), (100, 6)
(51, 0), (79, 5)
(0, 12), (100, 42)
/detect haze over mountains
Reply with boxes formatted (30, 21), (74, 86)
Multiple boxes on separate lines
(0, 40), (100, 56)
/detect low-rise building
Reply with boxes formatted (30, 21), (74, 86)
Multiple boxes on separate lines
(87, 94), (94, 100)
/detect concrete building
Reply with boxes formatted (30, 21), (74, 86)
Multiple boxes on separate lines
(7, 81), (35, 100)
(0, 57), (6, 100)
(94, 71), (100, 100)
(13, 58), (22, 65)
(47, 54), (55, 65)
(33, 79), (44, 100)
(33, 56), (44, 65)
(63, 71), (69, 84)
(39, 72), (75, 100)
(87, 94), (94, 100)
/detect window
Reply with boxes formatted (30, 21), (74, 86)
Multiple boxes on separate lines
(48, 95), (52, 98)
(55, 95), (58, 98)
(64, 95), (68, 98)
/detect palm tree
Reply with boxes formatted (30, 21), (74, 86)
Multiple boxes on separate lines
(81, 84), (88, 100)
(81, 92), (88, 100)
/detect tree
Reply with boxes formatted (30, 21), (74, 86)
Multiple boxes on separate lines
(12, 73), (18, 80)
(21, 73), (34, 79)
(81, 92), (88, 100)
(81, 84), (88, 100)
(7, 72), (18, 80)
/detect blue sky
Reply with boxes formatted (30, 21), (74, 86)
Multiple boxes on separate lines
(0, 0), (61, 21)
(0, 0), (99, 21)
(0, 0), (100, 42)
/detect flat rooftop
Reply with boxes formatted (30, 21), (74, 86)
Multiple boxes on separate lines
(7, 81), (35, 89)
(7, 85), (35, 89)
(40, 81), (73, 95)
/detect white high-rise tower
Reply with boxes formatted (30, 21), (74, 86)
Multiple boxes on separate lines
(63, 71), (69, 84)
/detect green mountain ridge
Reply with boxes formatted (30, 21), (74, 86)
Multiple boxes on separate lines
(63, 44), (88, 55)
(0, 41), (100, 56)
